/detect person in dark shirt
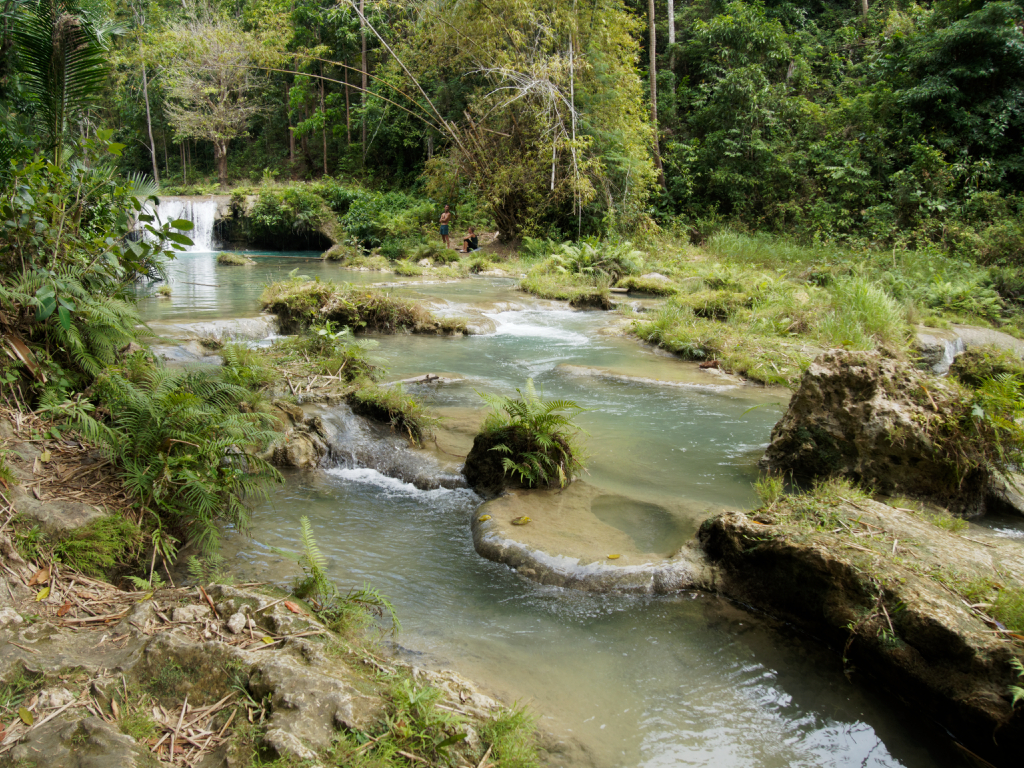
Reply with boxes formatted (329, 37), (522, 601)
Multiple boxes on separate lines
(461, 226), (479, 253)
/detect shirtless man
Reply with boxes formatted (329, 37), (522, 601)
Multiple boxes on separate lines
(439, 205), (453, 248)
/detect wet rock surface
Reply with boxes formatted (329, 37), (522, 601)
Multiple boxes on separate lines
(471, 482), (710, 594)
(698, 500), (1024, 767)
(760, 349), (988, 515)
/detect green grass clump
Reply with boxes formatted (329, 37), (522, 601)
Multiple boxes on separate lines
(52, 515), (144, 577)
(408, 240), (457, 264)
(632, 268), (909, 386)
(923, 512), (968, 533)
(616, 275), (680, 295)
(0, 671), (40, 724)
(216, 252), (253, 266)
(768, 476), (871, 530)
(392, 261), (423, 276)
(992, 586), (1024, 634)
(519, 272), (612, 308)
(346, 254), (392, 270)
(348, 382), (436, 445)
(261, 276), (432, 333)
(479, 707), (539, 768)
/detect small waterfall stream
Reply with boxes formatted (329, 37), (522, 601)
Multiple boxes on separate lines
(144, 197), (219, 252)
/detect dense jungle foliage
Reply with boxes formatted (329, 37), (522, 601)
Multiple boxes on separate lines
(9, 0), (1013, 255)
(2, 0), (1024, 550)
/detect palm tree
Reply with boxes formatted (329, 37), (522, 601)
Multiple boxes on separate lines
(13, 0), (119, 165)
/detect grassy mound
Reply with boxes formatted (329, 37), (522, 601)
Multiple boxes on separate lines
(216, 252), (254, 265)
(261, 278), (432, 333)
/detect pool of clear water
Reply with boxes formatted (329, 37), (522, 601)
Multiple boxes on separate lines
(146, 252), (978, 768)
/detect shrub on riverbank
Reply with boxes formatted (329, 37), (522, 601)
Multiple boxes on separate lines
(71, 364), (282, 552)
(261, 276), (432, 332)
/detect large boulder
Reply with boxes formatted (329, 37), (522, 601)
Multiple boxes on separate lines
(759, 350), (989, 515)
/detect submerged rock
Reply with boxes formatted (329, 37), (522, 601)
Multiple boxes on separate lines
(760, 350), (989, 516)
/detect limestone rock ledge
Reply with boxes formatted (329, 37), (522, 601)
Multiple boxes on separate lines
(470, 483), (711, 594)
(0, 581), (550, 767)
(698, 501), (1023, 766)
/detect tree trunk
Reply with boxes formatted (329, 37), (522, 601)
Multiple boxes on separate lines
(360, 0), (367, 159)
(321, 66), (328, 175)
(667, 0), (676, 70)
(344, 60), (352, 146)
(860, 0), (869, 18)
(214, 139), (229, 188)
(648, 0), (665, 188)
(141, 57), (159, 184)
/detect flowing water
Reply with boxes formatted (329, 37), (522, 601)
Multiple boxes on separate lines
(140, 253), (978, 768)
(143, 197), (220, 252)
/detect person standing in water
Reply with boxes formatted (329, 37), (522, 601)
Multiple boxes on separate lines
(439, 205), (453, 248)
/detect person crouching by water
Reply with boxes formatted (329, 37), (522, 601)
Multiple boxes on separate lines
(461, 226), (479, 253)
(439, 205), (452, 248)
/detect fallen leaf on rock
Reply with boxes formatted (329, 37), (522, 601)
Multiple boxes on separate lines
(477, 515), (491, 522)
(38, 450), (50, 463)
(510, 516), (531, 526)
(18, 707), (32, 726)
(57, 601), (72, 617)
(283, 601), (302, 614)
(35, 586), (49, 602)
(260, 636), (273, 644)
(607, 554), (621, 560)
(27, 566), (50, 586)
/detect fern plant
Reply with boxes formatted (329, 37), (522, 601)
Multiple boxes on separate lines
(477, 379), (587, 488)
(1011, 657), (1024, 708)
(293, 515), (400, 635)
(71, 363), (282, 552)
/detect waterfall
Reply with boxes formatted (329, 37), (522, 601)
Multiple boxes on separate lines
(935, 336), (966, 375)
(143, 198), (219, 252)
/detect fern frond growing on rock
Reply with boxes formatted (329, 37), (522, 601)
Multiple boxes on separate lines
(465, 379), (587, 494)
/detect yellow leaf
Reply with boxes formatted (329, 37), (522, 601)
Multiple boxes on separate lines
(607, 554), (621, 560)
(18, 707), (33, 726)
(510, 516), (531, 526)
(35, 586), (49, 602)
(260, 637), (273, 644)
(38, 450), (51, 463)
(477, 515), (491, 522)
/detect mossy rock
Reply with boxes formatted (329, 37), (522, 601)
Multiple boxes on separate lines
(568, 290), (613, 310)
(216, 252), (254, 266)
(949, 344), (1024, 391)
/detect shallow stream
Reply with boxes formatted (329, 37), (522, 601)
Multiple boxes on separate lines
(141, 253), (982, 767)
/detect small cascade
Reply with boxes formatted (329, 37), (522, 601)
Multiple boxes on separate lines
(935, 336), (966, 375)
(317, 405), (467, 490)
(144, 198), (219, 252)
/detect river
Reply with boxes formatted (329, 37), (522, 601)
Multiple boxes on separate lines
(139, 251), (979, 768)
